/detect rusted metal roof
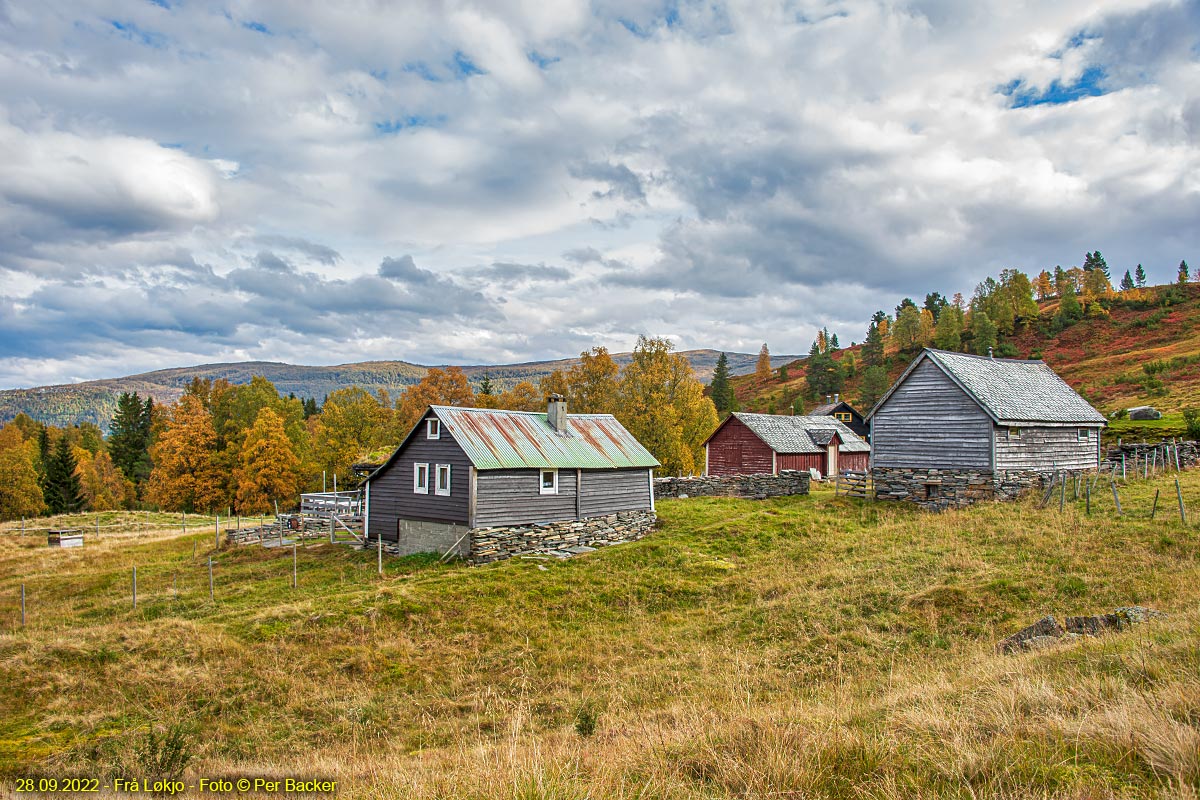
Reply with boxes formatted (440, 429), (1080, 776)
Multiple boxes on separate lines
(430, 406), (659, 470)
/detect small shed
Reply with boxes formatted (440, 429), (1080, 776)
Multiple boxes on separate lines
(361, 396), (660, 560)
(703, 413), (870, 478)
(809, 393), (869, 440)
(867, 348), (1106, 506)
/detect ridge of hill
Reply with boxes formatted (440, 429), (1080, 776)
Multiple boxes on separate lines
(732, 283), (1200, 425)
(0, 349), (800, 429)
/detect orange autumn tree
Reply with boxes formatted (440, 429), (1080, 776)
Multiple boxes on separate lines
(755, 343), (772, 385)
(147, 393), (225, 512)
(566, 346), (620, 413)
(395, 367), (475, 430)
(235, 407), (301, 514)
(0, 424), (45, 520)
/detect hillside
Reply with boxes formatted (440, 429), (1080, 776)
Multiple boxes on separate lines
(0, 349), (800, 429)
(2, 475), (1198, 796)
(734, 282), (1200, 428)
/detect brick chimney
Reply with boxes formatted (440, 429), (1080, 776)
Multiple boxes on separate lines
(547, 394), (567, 433)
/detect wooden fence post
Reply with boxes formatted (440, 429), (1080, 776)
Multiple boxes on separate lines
(1085, 481), (1090, 515)
(1152, 489), (1160, 519)
(1177, 479), (1187, 523)
(20, 583), (25, 626)
(1111, 483), (1122, 516)
(378, 533), (383, 577)
(1059, 475), (1066, 513)
(132, 566), (137, 609)
(208, 557), (214, 601)
(293, 543), (298, 589)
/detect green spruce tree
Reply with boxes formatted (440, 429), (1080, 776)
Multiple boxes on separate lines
(1178, 260), (1190, 285)
(970, 311), (998, 356)
(43, 436), (84, 514)
(1120, 270), (1135, 291)
(1134, 264), (1147, 287)
(709, 353), (733, 413)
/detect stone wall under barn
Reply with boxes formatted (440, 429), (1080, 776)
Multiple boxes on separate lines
(654, 470), (811, 500)
(468, 510), (655, 564)
(871, 467), (1057, 510)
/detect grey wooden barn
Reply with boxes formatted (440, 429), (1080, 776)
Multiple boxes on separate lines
(361, 396), (660, 561)
(867, 348), (1106, 507)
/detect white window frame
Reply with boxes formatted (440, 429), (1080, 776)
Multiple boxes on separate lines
(413, 463), (429, 494)
(435, 464), (451, 496)
(426, 418), (441, 439)
(1008, 427), (1021, 440)
(539, 468), (559, 495)
(1077, 428), (1091, 442)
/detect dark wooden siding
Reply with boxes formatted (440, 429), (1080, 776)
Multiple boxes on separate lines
(367, 412), (472, 540)
(579, 469), (652, 517)
(871, 358), (994, 469)
(839, 452), (870, 472)
(706, 417), (774, 475)
(993, 426), (1101, 472)
(474, 469), (579, 528)
(777, 453), (823, 472)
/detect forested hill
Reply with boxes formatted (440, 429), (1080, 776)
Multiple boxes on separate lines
(732, 281), (1200, 420)
(0, 349), (800, 429)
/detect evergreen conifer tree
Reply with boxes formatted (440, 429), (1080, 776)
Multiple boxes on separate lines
(1134, 264), (1147, 287)
(709, 353), (733, 413)
(1120, 270), (1135, 291)
(109, 392), (152, 484)
(43, 436), (83, 514)
(1179, 260), (1191, 285)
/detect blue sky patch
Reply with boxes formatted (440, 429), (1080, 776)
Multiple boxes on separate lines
(109, 19), (166, 48)
(527, 50), (559, 69)
(374, 115), (445, 134)
(242, 20), (271, 35)
(452, 51), (485, 78)
(1003, 66), (1107, 107)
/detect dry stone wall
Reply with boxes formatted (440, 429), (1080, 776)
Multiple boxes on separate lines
(872, 467), (1057, 510)
(468, 510), (656, 564)
(654, 470), (811, 500)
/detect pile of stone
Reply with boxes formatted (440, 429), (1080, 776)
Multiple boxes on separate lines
(996, 606), (1167, 654)
(654, 470), (811, 500)
(469, 510), (656, 565)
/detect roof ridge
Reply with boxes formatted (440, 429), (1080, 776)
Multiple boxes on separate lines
(927, 347), (1043, 364)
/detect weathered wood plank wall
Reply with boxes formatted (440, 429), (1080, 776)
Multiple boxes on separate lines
(871, 358), (993, 469)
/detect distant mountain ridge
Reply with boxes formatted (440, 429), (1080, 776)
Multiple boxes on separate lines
(0, 349), (801, 429)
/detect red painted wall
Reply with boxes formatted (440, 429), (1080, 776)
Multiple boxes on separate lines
(706, 417), (774, 475)
(777, 453), (824, 472)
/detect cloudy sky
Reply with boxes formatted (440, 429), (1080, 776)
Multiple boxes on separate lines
(1, 0), (1198, 388)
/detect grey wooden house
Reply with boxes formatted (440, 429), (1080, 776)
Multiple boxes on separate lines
(361, 395), (660, 561)
(867, 348), (1106, 507)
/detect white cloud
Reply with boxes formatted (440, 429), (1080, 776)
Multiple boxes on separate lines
(0, 0), (1197, 388)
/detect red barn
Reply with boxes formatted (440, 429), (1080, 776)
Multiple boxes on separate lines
(703, 412), (870, 478)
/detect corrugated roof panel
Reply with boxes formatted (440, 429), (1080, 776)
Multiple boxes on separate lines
(432, 406), (660, 470)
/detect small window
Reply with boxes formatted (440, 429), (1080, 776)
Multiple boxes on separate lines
(836, 412), (852, 422)
(435, 464), (451, 496)
(924, 483), (940, 499)
(1008, 428), (1021, 440)
(413, 463), (429, 494)
(426, 418), (440, 439)
(540, 469), (558, 495)
(1078, 428), (1091, 441)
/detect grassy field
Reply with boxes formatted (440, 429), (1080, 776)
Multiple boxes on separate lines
(2, 475), (1199, 798)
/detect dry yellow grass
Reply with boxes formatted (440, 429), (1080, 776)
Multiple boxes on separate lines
(2, 476), (1199, 798)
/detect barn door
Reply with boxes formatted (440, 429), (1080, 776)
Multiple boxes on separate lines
(827, 443), (838, 476)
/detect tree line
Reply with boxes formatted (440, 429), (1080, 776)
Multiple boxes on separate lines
(710, 251), (1195, 418)
(0, 336), (716, 520)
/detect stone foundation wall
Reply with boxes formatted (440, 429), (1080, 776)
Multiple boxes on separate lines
(872, 467), (1062, 510)
(654, 470), (811, 500)
(469, 510), (656, 564)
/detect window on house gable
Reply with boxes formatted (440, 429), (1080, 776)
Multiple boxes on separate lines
(1078, 428), (1091, 441)
(835, 412), (852, 422)
(435, 464), (451, 496)
(1008, 428), (1021, 440)
(427, 418), (441, 439)
(414, 463), (429, 494)
(540, 469), (558, 495)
